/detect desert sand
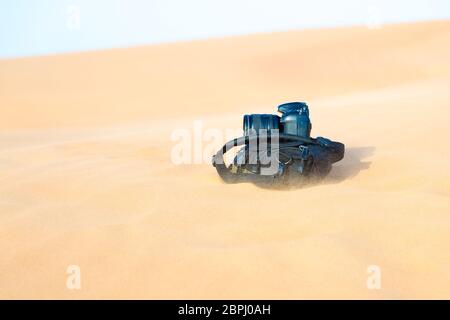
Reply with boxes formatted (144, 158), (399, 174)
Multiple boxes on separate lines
(0, 20), (449, 299)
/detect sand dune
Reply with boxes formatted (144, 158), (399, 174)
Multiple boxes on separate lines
(0, 20), (449, 299)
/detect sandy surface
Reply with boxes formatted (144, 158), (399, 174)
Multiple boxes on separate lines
(0, 20), (449, 299)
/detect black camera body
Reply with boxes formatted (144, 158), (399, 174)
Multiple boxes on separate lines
(212, 102), (344, 184)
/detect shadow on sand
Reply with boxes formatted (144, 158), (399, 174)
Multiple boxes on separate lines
(254, 146), (375, 190)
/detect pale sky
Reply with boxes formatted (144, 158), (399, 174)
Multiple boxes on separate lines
(1, 0), (449, 58)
